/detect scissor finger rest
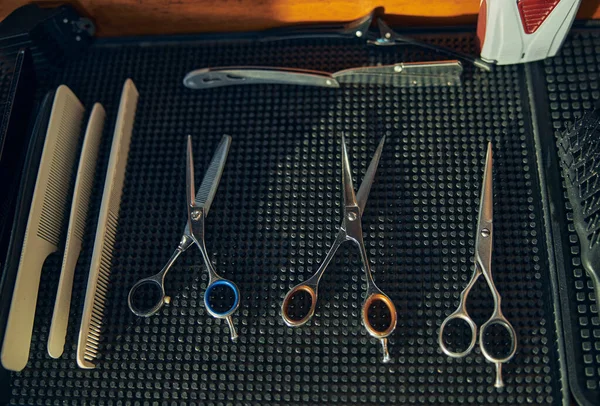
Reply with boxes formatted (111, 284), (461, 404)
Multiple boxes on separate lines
(281, 284), (317, 327)
(128, 276), (167, 317)
(438, 312), (478, 358)
(203, 279), (240, 341)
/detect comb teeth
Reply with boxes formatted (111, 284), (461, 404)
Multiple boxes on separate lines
(557, 108), (600, 249)
(73, 153), (98, 240)
(77, 79), (138, 369)
(48, 104), (105, 359)
(84, 210), (117, 362)
(37, 96), (84, 245)
(1, 86), (84, 372)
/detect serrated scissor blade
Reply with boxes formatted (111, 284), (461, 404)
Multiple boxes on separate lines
(194, 135), (232, 215)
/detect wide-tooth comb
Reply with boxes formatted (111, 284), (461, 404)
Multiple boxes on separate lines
(77, 79), (138, 369)
(1, 85), (84, 371)
(556, 107), (600, 304)
(48, 103), (106, 359)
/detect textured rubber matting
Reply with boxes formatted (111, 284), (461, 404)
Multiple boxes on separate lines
(6, 33), (561, 404)
(542, 28), (600, 406)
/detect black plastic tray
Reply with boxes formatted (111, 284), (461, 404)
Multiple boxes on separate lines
(534, 26), (600, 406)
(1, 27), (568, 405)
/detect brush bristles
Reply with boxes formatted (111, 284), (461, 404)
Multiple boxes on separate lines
(557, 109), (600, 247)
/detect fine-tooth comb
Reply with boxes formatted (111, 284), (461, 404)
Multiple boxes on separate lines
(557, 107), (600, 307)
(77, 79), (138, 369)
(1, 85), (84, 371)
(48, 103), (106, 359)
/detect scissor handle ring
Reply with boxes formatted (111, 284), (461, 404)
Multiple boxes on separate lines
(362, 293), (397, 338)
(128, 277), (167, 317)
(204, 279), (240, 318)
(439, 311), (478, 358)
(281, 284), (317, 327)
(479, 316), (518, 364)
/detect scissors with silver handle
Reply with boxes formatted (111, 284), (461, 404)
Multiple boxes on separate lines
(128, 135), (240, 340)
(281, 135), (397, 362)
(438, 142), (517, 388)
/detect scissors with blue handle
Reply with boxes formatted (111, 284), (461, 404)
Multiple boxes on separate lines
(438, 142), (517, 388)
(281, 135), (397, 362)
(128, 135), (240, 340)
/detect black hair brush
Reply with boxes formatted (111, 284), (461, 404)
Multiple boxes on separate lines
(557, 107), (600, 307)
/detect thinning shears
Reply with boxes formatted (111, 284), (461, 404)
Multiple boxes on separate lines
(438, 142), (517, 388)
(128, 135), (240, 340)
(281, 135), (397, 362)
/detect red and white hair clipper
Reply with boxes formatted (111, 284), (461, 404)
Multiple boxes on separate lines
(477, 0), (582, 65)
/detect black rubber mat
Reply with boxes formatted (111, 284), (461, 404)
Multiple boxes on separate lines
(539, 27), (600, 406)
(6, 31), (563, 405)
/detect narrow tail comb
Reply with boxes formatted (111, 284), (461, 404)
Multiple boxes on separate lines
(48, 103), (106, 359)
(76, 79), (138, 369)
(557, 107), (600, 306)
(1, 85), (84, 371)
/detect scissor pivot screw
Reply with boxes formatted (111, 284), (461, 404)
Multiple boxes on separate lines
(356, 31), (363, 38)
(347, 212), (358, 221)
(191, 210), (202, 220)
(481, 228), (490, 237)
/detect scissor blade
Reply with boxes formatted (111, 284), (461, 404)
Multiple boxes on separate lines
(186, 135), (196, 208)
(356, 136), (385, 215)
(341, 135), (358, 208)
(479, 142), (493, 225)
(476, 142), (494, 258)
(195, 135), (232, 215)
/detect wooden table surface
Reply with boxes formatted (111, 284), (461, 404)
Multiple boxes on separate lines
(0, 0), (599, 38)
